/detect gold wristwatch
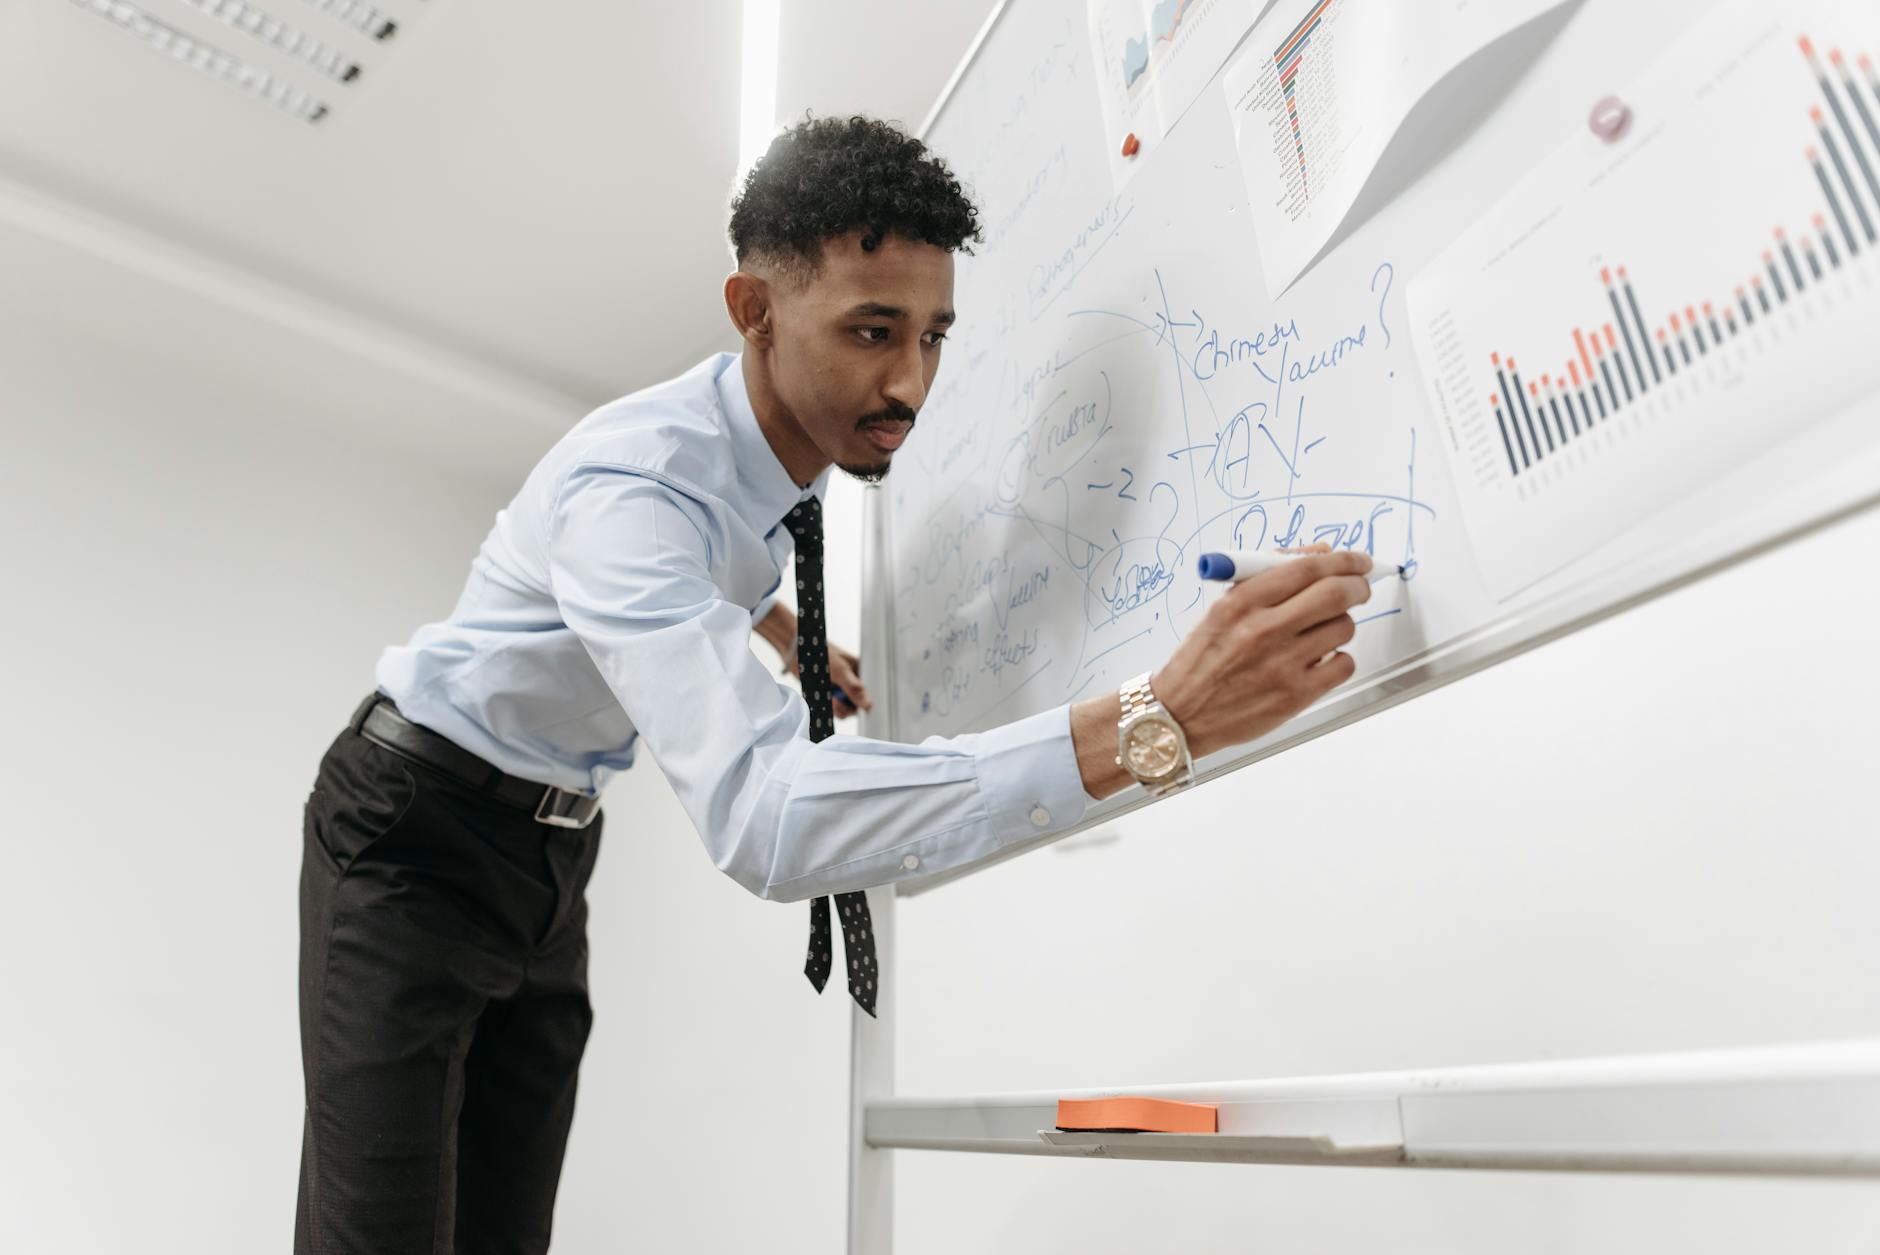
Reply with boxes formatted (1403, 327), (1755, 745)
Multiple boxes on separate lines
(1115, 671), (1194, 797)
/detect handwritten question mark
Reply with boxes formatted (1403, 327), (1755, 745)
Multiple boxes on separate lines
(1371, 261), (1394, 350)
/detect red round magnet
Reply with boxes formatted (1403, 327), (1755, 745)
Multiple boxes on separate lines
(1589, 95), (1631, 142)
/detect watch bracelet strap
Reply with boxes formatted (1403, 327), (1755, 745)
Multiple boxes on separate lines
(1120, 670), (1157, 719)
(1118, 670), (1194, 793)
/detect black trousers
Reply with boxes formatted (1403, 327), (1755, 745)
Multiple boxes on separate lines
(297, 722), (603, 1255)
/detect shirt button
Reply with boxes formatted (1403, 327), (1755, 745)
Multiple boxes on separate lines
(901, 854), (920, 871)
(1029, 805), (1052, 828)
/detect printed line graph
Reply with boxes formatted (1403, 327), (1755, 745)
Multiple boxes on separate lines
(1123, 0), (1198, 92)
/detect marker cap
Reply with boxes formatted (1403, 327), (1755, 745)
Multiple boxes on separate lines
(1197, 552), (1235, 580)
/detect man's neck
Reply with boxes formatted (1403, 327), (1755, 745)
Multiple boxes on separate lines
(742, 352), (829, 489)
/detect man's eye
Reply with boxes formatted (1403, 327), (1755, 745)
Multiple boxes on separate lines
(923, 331), (949, 347)
(857, 327), (891, 343)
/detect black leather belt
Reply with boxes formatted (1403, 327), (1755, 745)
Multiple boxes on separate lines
(349, 693), (601, 829)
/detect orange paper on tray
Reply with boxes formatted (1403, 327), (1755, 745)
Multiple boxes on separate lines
(1054, 1096), (1218, 1134)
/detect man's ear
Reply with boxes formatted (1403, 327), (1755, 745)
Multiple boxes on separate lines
(724, 270), (773, 347)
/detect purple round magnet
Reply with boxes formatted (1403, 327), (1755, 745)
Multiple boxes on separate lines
(1589, 95), (1631, 142)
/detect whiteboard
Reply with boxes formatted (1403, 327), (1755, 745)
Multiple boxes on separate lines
(870, 0), (1880, 892)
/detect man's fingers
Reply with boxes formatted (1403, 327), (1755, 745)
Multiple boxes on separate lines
(1277, 574), (1373, 633)
(1306, 649), (1358, 692)
(1291, 613), (1357, 664)
(1227, 551), (1373, 608)
(830, 648), (873, 712)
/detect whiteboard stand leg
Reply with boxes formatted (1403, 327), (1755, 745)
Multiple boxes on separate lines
(847, 883), (895, 1254)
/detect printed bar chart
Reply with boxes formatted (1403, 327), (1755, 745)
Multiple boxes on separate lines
(1272, 0), (1336, 204)
(1409, 0), (1880, 598)
(1484, 68), (1875, 485)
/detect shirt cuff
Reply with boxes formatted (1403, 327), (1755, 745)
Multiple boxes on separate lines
(972, 704), (1091, 843)
(751, 583), (783, 625)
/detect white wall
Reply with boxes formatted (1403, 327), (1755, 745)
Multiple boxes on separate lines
(0, 239), (852, 1252)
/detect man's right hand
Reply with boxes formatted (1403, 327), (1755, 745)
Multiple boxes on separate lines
(1068, 551), (1375, 799)
(1151, 550), (1373, 759)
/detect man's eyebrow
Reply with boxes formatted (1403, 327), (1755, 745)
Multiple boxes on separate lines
(844, 303), (957, 325)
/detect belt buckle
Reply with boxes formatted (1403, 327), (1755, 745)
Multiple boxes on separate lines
(534, 786), (600, 829)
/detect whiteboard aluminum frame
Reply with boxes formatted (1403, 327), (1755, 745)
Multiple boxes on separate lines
(916, 0), (1014, 141)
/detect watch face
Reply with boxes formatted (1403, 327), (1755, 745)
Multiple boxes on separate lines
(1124, 717), (1183, 778)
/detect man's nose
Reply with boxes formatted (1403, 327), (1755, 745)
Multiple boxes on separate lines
(883, 341), (927, 414)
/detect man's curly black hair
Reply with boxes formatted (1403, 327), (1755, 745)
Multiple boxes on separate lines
(728, 115), (981, 275)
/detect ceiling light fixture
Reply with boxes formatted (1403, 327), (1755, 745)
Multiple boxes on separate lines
(177, 0), (364, 83)
(298, 0), (400, 42)
(65, 0), (330, 123)
(738, 0), (780, 175)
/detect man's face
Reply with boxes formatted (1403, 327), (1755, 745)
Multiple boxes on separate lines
(765, 231), (956, 481)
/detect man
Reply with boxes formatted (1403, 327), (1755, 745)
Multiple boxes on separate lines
(297, 115), (1371, 1253)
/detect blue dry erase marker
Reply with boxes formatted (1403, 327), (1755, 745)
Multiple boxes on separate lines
(1197, 550), (1403, 582)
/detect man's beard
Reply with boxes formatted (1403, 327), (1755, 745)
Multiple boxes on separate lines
(842, 400), (918, 484)
(837, 460), (893, 484)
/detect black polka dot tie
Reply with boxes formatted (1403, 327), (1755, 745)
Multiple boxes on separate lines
(782, 496), (878, 1018)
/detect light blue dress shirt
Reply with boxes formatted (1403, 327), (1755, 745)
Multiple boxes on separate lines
(377, 353), (1091, 901)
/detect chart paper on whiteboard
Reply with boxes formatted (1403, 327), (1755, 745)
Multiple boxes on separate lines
(1223, 0), (1567, 296)
(1086, 0), (1263, 186)
(1408, 0), (1880, 601)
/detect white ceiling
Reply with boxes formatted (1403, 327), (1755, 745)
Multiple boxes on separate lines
(0, 0), (995, 433)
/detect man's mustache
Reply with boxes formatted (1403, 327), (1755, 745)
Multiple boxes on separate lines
(855, 400), (919, 431)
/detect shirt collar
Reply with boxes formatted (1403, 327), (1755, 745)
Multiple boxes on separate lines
(715, 352), (831, 532)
